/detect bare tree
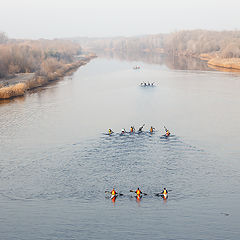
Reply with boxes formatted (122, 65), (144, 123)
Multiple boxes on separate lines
(0, 32), (8, 44)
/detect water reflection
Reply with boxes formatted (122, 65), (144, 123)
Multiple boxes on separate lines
(96, 50), (212, 71)
(0, 95), (25, 105)
(208, 63), (240, 72)
(0, 75), (73, 105)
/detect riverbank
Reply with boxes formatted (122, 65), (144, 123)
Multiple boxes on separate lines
(156, 51), (240, 72)
(208, 58), (240, 71)
(198, 53), (240, 71)
(75, 30), (240, 73)
(155, 51), (240, 72)
(0, 53), (96, 99)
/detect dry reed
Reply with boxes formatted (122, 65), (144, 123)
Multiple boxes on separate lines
(0, 57), (95, 99)
(0, 83), (27, 99)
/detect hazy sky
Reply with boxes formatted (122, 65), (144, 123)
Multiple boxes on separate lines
(0, 0), (239, 39)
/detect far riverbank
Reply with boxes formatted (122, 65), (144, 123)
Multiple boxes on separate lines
(74, 30), (240, 73)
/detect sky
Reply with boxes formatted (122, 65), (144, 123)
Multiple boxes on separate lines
(0, 0), (239, 39)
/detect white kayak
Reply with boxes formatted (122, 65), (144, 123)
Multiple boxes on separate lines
(111, 194), (117, 199)
(162, 193), (168, 199)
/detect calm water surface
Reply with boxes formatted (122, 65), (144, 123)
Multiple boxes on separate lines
(0, 57), (240, 240)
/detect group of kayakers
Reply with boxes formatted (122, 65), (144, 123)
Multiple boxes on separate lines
(109, 187), (168, 202)
(107, 125), (170, 202)
(108, 125), (170, 136)
(140, 82), (155, 87)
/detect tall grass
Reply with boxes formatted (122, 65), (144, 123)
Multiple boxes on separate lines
(0, 83), (27, 99)
(0, 59), (91, 99)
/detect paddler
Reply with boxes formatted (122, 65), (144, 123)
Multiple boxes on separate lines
(150, 126), (155, 133)
(111, 188), (116, 196)
(135, 187), (142, 196)
(108, 129), (113, 135)
(164, 126), (170, 137)
(121, 128), (126, 134)
(111, 188), (117, 202)
(130, 126), (135, 133)
(161, 188), (168, 199)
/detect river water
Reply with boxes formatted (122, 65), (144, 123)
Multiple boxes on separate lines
(0, 56), (240, 240)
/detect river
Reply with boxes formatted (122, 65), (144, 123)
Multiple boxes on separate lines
(0, 56), (240, 240)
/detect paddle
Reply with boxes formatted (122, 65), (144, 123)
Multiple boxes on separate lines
(154, 189), (171, 196)
(138, 124), (145, 132)
(154, 193), (163, 197)
(154, 189), (171, 193)
(130, 190), (147, 195)
(105, 191), (123, 196)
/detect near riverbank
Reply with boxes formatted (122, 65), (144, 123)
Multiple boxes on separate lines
(0, 53), (96, 99)
(0, 34), (98, 100)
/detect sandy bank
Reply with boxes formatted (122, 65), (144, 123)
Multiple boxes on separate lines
(199, 53), (240, 71)
(0, 54), (96, 99)
(207, 58), (240, 71)
(162, 51), (240, 72)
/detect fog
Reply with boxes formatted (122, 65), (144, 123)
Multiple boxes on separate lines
(0, 0), (240, 39)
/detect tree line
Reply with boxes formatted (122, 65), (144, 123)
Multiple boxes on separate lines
(74, 30), (240, 59)
(163, 30), (240, 58)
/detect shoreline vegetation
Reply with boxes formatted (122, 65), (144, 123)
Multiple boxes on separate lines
(0, 32), (96, 99)
(74, 30), (240, 72)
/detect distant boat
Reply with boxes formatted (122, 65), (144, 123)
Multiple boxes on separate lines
(133, 66), (140, 70)
(140, 82), (155, 87)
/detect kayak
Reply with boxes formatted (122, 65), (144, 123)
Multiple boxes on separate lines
(135, 195), (142, 200)
(104, 132), (113, 136)
(111, 194), (117, 199)
(162, 193), (168, 199)
(155, 193), (168, 198)
(160, 134), (170, 139)
(140, 85), (155, 87)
